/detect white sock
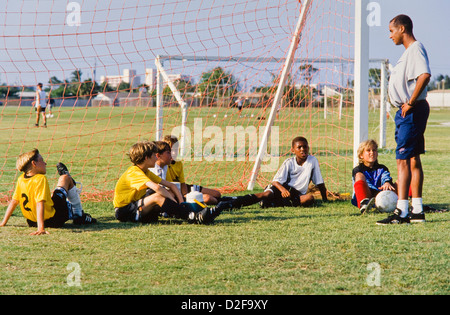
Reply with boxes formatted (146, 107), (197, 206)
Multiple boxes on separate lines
(396, 199), (409, 218)
(67, 186), (83, 217)
(411, 198), (423, 214)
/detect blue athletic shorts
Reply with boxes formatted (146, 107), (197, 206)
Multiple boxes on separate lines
(394, 100), (429, 160)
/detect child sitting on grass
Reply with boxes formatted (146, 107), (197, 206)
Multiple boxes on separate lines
(113, 141), (222, 224)
(0, 149), (96, 235)
(218, 136), (328, 210)
(163, 135), (222, 205)
(352, 139), (396, 214)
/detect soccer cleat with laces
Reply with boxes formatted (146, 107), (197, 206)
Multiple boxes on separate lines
(56, 162), (77, 186)
(376, 208), (410, 225)
(359, 197), (376, 214)
(190, 207), (222, 224)
(56, 162), (70, 176)
(73, 212), (97, 225)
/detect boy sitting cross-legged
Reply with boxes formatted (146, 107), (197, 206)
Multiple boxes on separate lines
(218, 136), (328, 211)
(113, 141), (222, 224)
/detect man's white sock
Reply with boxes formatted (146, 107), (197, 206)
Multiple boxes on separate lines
(396, 199), (409, 218)
(411, 198), (423, 214)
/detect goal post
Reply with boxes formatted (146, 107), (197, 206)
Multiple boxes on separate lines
(246, 0), (313, 191)
(353, 0), (370, 167)
(155, 55), (188, 157)
(0, 0), (394, 202)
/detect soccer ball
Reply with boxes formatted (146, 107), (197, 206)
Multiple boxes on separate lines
(375, 190), (398, 213)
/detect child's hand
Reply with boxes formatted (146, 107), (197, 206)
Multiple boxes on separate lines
(379, 182), (395, 191)
(280, 187), (291, 198)
(30, 229), (50, 236)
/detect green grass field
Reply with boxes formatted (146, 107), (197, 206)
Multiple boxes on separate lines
(0, 105), (449, 295)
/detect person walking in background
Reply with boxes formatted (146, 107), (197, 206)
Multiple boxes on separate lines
(34, 83), (47, 127)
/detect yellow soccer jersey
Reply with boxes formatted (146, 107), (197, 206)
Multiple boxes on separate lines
(113, 165), (162, 208)
(166, 161), (185, 183)
(12, 173), (55, 222)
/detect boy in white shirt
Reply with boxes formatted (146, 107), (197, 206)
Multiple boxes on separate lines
(218, 136), (328, 210)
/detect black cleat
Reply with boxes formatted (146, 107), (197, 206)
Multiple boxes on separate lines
(56, 162), (70, 176)
(376, 209), (410, 225)
(56, 162), (76, 185)
(191, 207), (222, 224)
(73, 213), (97, 225)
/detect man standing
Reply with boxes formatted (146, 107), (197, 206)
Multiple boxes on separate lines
(377, 15), (431, 225)
(35, 83), (47, 127)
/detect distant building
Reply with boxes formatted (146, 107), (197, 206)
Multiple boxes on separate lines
(100, 69), (141, 89)
(145, 68), (192, 91)
(427, 90), (450, 107)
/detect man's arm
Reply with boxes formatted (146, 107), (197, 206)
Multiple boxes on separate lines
(401, 73), (431, 117)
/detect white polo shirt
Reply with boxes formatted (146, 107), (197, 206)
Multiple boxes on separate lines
(270, 155), (324, 195)
(388, 41), (431, 107)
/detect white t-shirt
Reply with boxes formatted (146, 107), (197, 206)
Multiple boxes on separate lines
(36, 90), (47, 108)
(388, 41), (431, 107)
(149, 163), (168, 180)
(269, 155), (324, 195)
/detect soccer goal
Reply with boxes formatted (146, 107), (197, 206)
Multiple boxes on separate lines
(0, 0), (390, 201)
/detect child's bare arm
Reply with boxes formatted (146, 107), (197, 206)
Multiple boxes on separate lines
(0, 199), (19, 227)
(146, 180), (177, 203)
(271, 181), (290, 198)
(317, 183), (328, 202)
(30, 201), (49, 235)
(159, 179), (184, 204)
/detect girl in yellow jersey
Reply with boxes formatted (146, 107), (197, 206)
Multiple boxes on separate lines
(0, 149), (96, 235)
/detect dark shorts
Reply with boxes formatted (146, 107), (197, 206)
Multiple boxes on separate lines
(115, 189), (158, 223)
(261, 183), (302, 208)
(27, 187), (71, 228)
(395, 100), (429, 160)
(35, 106), (46, 112)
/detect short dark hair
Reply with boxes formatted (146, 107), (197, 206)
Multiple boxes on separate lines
(292, 136), (308, 147)
(154, 141), (171, 154)
(390, 14), (413, 34)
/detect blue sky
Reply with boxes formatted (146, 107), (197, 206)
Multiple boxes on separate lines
(369, 0), (450, 80)
(0, 0), (448, 87)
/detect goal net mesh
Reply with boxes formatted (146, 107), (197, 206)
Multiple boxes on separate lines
(0, 0), (387, 203)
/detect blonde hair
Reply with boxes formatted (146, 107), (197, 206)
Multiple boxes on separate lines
(16, 149), (40, 173)
(357, 139), (378, 164)
(127, 141), (156, 165)
(163, 135), (178, 148)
